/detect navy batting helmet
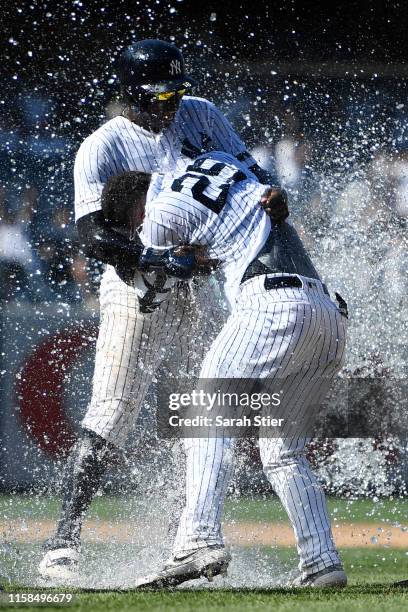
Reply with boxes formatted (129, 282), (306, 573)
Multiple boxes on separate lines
(116, 39), (196, 99)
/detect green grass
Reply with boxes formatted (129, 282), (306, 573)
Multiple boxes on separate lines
(225, 496), (408, 525)
(2, 584), (408, 611)
(2, 549), (408, 611)
(1, 494), (407, 525)
(1, 495), (407, 610)
(1, 587), (408, 612)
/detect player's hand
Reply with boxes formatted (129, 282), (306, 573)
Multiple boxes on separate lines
(139, 247), (166, 270)
(115, 261), (138, 286)
(139, 246), (194, 279)
(139, 246), (219, 280)
(260, 187), (289, 223)
(167, 245), (219, 278)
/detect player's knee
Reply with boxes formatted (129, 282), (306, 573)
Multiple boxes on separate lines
(261, 447), (306, 473)
(79, 428), (123, 466)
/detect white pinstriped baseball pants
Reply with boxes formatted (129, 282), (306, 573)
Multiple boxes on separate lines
(82, 265), (224, 448)
(173, 273), (347, 576)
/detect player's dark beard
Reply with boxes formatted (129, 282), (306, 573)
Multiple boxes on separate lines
(124, 95), (180, 133)
(145, 100), (179, 133)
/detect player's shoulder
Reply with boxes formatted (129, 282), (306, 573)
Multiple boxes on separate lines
(76, 116), (127, 154)
(180, 95), (218, 114)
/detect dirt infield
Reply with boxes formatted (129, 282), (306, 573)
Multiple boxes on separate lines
(2, 519), (407, 548)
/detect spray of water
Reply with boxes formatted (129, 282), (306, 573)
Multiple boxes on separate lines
(1, 1), (407, 589)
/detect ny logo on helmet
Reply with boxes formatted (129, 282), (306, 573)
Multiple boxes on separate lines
(169, 59), (182, 75)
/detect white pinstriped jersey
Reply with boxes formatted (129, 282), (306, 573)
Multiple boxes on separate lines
(141, 151), (271, 305)
(74, 96), (258, 222)
(141, 150), (348, 574)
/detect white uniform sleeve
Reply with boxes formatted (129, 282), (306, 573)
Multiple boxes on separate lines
(74, 136), (112, 221)
(141, 200), (192, 250)
(146, 172), (165, 204)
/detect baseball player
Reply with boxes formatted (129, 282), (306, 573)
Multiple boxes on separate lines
(114, 151), (348, 588)
(39, 39), (287, 580)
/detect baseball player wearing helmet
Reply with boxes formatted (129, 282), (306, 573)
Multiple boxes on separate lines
(111, 151), (348, 589)
(38, 39), (287, 581)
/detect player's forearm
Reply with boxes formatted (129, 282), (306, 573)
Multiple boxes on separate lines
(139, 222), (193, 279)
(76, 210), (143, 268)
(249, 163), (281, 188)
(77, 211), (187, 282)
(139, 245), (218, 280)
